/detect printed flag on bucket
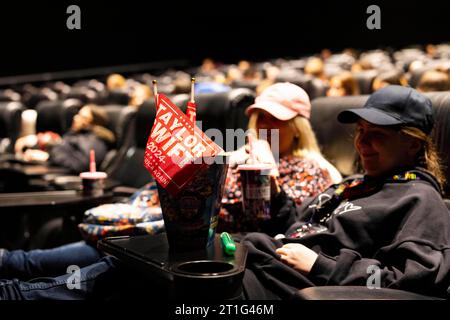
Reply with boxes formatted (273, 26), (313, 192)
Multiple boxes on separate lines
(144, 93), (223, 195)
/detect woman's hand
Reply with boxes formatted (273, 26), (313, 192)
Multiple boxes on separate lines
(14, 134), (38, 155)
(276, 243), (318, 274)
(23, 149), (50, 162)
(270, 175), (281, 197)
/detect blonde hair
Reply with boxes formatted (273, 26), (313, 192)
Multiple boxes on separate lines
(247, 111), (321, 157)
(332, 71), (360, 96)
(401, 126), (446, 190)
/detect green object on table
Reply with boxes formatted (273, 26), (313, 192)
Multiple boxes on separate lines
(220, 232), (236, 256)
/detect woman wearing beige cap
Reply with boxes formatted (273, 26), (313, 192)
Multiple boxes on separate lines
(220, 82), (341, 234)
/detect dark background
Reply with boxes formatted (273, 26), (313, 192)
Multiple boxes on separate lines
(0, 0), (449, 77)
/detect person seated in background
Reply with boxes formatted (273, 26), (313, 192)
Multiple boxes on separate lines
(15, 105), (115, 173)
(304, 57), (327, 81)
(326, 71), (360, 97)
(242, 85), (450, 299)
(128, 83), (153, 107)
(417, 69), (450, 92)
(372, 69), (408, 91)
(106, 73), (127, 91)
(220, 82), (342, 233)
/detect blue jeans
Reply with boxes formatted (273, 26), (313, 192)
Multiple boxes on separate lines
(0, 241), (101, 280)
(0, 241), (118, 300)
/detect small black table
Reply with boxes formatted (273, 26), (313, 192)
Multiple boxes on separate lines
(98, 233), (248, 300)
(0, 190), (113, 210)
(0, 190), (114, 248)
(0, 161), (69, 177)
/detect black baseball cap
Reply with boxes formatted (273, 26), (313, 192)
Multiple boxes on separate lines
(337, 85), (434, 134)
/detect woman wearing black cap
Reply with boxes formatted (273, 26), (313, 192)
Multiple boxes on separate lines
(242, 85), (450, 299)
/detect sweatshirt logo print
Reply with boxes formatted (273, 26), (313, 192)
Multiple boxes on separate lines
(309, 193), (332, 210)
(332, 201), (362, 217)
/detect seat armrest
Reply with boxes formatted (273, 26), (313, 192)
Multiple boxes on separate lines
(295, 286), (444, 300)
(112, 186), (138, 197)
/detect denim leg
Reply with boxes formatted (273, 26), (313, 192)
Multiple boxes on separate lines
(0, 241), (101, 280)
(0, 256), (118, 300)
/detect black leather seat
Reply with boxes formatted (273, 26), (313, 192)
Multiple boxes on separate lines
(138, 89), (254, 152)
(307, 78), (329, 99)
(0, 102), (25, 153)
(61, 87), (98, 104)
(96, 104), (137, 172)
(0, 89), (21, 102)
(353, 70), (378, 94)
(275, 72), (328, 100)
(408, 66), (432, 88)
(170, 88), (255, 151)
(107, 103), (154, 188)
(310, 96), (365, 176)
(96, 89), (130, 106)
(35, 99), (83, 135)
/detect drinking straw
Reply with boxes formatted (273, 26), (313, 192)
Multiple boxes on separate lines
(247, 131), (257, 163)
(89, 149), (96, 173)
(152, 79), (158, 108)
(190, 77), (195, 104)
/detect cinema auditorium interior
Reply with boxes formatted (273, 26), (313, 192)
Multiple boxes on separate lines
(0, 1), (449, 310)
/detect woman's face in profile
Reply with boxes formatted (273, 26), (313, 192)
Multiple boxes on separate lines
(72, 106), (93, 132)
(256, 111), (296, 156)
(354, 120), (418, 177)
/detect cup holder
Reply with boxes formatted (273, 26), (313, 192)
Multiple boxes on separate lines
(172, 260), (235, 276)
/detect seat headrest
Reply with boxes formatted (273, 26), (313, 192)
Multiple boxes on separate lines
(35, 100), (66, 135)
(0, 102), (25, 151)
(311, 95), (368, 176)
(134, 89), (255, 151)
(101, 105), (137, 149)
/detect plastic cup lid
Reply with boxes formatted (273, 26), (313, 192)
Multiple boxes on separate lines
(79, 172), (108, 179)
(237, 163), (274, 171)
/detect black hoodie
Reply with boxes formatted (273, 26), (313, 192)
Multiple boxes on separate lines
(242, 167), (450, 299)
(48, 127), (115, 174)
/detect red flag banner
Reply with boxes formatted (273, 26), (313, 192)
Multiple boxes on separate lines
(144, 94), (223, 195)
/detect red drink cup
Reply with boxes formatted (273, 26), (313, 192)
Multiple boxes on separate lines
(237, 163), (273, 231)
(79, 171), (107, 196)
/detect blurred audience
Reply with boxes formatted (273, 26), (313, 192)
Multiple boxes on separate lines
(372, 69), (408, 91)
(15, 105), (115, 173)
(417, 69), (450, 92)
(106, 73), (127, 91)
(304, 57), (326, 80)
(327, 71), (360, 97)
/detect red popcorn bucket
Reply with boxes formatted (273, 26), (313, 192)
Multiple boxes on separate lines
(156, 155), (229, 251)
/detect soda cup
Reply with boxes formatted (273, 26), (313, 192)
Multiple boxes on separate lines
(79, 171), (107, 196)
(237, 163), (273, 231)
